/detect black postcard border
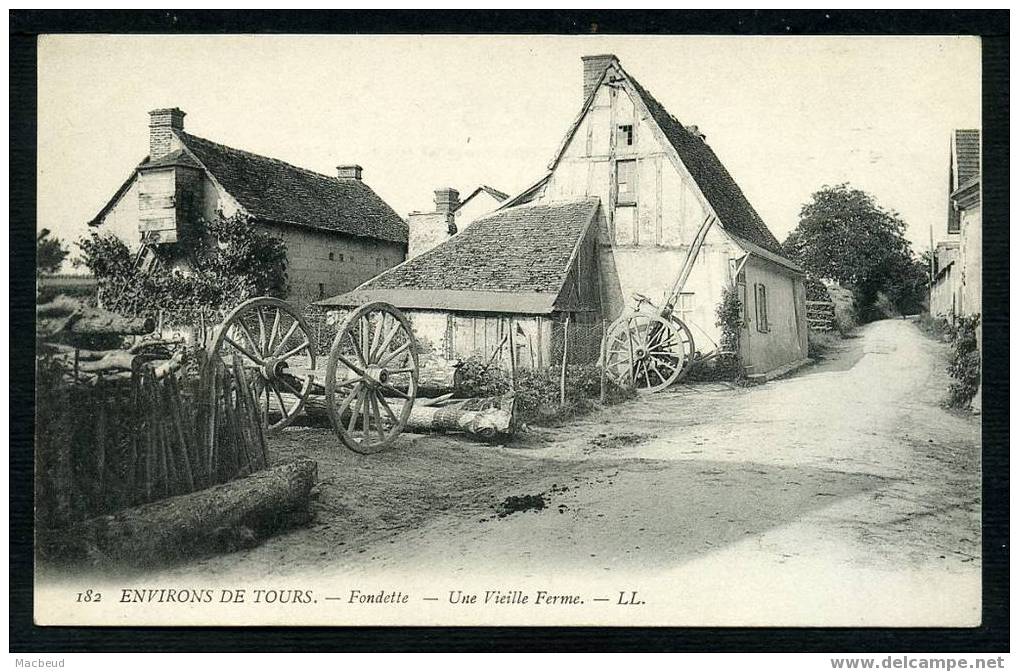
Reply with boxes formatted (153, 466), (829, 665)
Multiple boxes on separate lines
(10, 9), (1009, 653)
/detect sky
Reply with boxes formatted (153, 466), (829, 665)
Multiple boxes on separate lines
(38, 34), (980, 268)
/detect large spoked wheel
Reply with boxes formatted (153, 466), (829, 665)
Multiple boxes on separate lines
(603, 311), (695, 393)
(324, 302), (419, 454)
(207, 297), (317, 434)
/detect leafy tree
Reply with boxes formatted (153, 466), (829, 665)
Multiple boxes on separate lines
(37, 229), (69, 275)
(78, 213), (288, 318)
(783, 183), (927, 320)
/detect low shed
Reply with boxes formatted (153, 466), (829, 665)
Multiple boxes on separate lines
(316, 198), (604, 373)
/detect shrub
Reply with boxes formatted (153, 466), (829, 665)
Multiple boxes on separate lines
(78, 213), (288, 319)
(511, 363), (635, 426)
(807, 330), (841, 359)
(947, 314), (981, 407)
(454, 354), (512, 398)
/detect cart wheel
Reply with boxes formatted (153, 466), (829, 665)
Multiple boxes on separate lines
(325, 302), (419, 454)
(207, 297), (317, 434)
(603, 312), (695, 393)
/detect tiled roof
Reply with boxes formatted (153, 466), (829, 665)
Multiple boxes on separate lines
(625, 75), (787, 258)
(178, 133), (408, 243)
(953, 129), (980, 187)
(325, 198), (599, 304)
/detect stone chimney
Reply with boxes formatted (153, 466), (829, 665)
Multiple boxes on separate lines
(582, 54), (619, 102)
(407, 187), (460, 259)
(337, 164), (363, 180)
(148, 108), (185, 160)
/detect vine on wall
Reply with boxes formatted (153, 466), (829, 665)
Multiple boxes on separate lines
(78, 213), (288, 319)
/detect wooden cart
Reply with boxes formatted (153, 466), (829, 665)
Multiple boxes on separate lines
(208, 297), (419, 454)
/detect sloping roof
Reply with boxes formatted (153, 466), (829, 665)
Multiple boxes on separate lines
(178, 133), (408, 243)
(626, 76), (786, 257)
(548, 58), (790, 262)
(318, 198), (599, 313)
(953, 129), (980, 187)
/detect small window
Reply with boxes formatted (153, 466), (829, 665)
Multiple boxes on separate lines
(615, 159), (637, 206)
(375, 257), (382, 269)
(328, 252), (334, 261)
(617, 124), (634, 147)
(318, 283), (325, 299)
(338, 253), (344, 262)
(755, 283), (769, 333)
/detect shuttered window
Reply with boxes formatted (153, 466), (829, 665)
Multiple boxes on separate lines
(755, 283), (769, 333)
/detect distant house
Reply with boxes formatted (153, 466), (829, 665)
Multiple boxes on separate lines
(89, 108), (408, 308)
(930, 129), (980, 320)
(406, 185), (508, 259)
(322, 54), (808, 380)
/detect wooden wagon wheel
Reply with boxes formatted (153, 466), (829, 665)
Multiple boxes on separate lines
(324, 302), (419, 454)
(207, 297), (317, 434)
(603, 312), (695, 393)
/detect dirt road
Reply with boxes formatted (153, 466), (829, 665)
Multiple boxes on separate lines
(166, 319), (981, 625)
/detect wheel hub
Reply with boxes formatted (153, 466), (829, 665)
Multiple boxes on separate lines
(364, 365), (389, 388)
(261, 357), (286, 381)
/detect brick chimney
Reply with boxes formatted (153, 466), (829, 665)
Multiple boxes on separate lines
(148, 108), (185, 160)
(434, 188), (460, 221)
(337, 164), (363, 180)
(582, 54), (619, 102)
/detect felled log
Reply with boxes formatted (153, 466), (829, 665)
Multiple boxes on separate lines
(40, 458), (318, 567)
(269, 392), (515, 441)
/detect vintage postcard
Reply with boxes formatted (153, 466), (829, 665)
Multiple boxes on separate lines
(33, 33), (983, 627)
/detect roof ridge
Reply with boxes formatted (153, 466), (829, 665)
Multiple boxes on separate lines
(179, 132), (351, 184)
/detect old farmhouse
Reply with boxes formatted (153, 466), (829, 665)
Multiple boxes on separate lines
(320, 55), (808, 380)
(89, 108), (408, 308)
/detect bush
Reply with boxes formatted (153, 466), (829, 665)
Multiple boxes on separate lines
(947, 314), (981, 407)
(513, 364), (635, 426)
(77, 213), (288, 319)
(454, 354), (512, 398)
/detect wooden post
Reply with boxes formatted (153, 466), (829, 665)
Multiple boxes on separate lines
(507, 318), (517, 389)
(599, 318), (607, 404)
(559, 315), (571, 406)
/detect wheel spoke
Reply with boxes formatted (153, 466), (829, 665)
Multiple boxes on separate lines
(336, 381), (362, 417)
(348, 389), (366, 434)
(278, 339), (310, 361)
(387, 367), (415, 375)
(371, 393), (385, 440)
(377, 392), (399, 424)
(373, 320), (402, 364)
(267, 308), (281, 354)
(271, 383), (290, 418)
(272, 320), (300, 357)
(225, 335), (263, 365)
(239, 320), (263, 359)
(368, 313), (385, 364)
(379, 383), (410, 400)
(378, 341), (410, 368)
(347, 330), (368, 368)
(256, 307), (267, 353)
(362, 395), (371, 444)
(336, 353), (366, 377)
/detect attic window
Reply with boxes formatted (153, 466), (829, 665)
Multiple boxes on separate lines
(617, 124), (634, 147)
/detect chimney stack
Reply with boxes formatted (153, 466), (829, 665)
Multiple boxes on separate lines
(337, 164), (363, 180)
(582, 54), (619, 103)
(148, 108), (185, 160)
(434, 188), (460, 218)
